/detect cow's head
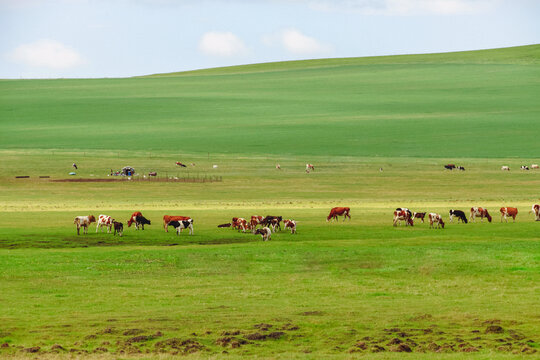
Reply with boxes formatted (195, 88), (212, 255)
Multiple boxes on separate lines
(89, 215), (96, 223)
(439, 219), (445, 228)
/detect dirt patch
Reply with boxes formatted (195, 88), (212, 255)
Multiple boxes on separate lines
(127, 335), (153, 343)
(244, 332), (267, 341)
(281, 323), (299, 331)
(390, 343), (412, 352)
(300, 311), (324, 316)
(50, 344), (65, 352)
(254, 323), (273, 331)
(23, 346), (40, 353)
(154, 338), (205, 354)
(123, 329), (143, 336)
(486, 325), (504, 334)
(216, 337), (249, 348)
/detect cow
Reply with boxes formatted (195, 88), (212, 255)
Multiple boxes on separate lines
(306, 163), (315, 173)
(327, 207), (351, 222)
(163, 215), (191, 232)
(412, 212), (426, 223)
(521, 165), (530, 170)
(113, 221), (123, 236)
(458, 166), (465, 171)
(74, 215), (96, 235)
(96, 214), (113, 233)
(500, 207), (518, 222)
(444, 164), (456, 170)
(135, 215), (151, 230)
(529, 204), (540, 221)
(254, 227), (272, 241)
(176, 161), (187, 167)
(217, 223), (232, 228)
(127, 212), (142, 228)
(449, 209), (468, 223)
(393, 209), (413, 226)
(428, 213), (445, 229)
(250, 215), (264, 229)
(276, 164), (281, 170)
(396, 208), (412, 219)
(501, 166), (510, 171)
(531, 164), (539, 169)
(261, 216), (283, 231)
(232, 217), (248, 232)
(283, 219), (297, 234)
(168, 219), (194, 235)
(470, 207), (492, 223)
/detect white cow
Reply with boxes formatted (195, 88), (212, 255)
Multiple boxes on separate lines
(501, 166), (510, 171)
(96, 214), (113, 233)
(530, 204), (540, 221)
(74, 215), (96, 235)
(428, 213), (445, 229)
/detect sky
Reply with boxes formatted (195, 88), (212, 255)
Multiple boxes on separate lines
(1, 0), (539, 78)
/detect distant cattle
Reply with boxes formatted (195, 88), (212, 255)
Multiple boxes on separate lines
(168, 219), (194, 235)
(327, 207), (351, 222)
(113, 221), (123, 236)
(127, 212), (142, 228)
(74, 215), (96, 235)
(449, 209), (468, 223)
(217, 223), (232, 228)
(428, 213), (445, 229)
(396, 208), (412, 219)
(176, 161), (187, 167)
(163, 215), (191, 232)
(250, 215), (264, 229)
(501, 166), (510, 171)
(393, 209), (413, 227)
(412, 212), (426, 223)
(530, 204), (540, 221)
(444, 164), (456, 170)
(135, 215), (151, 230)
(470, 207), (492, 223)
(261, 216), (283, 231)
(458, 166), (465, 171)
(500, 207), (518, 222)
(306, 164), (315, 173)
(283, 219), (297, 234)
(531, 164), (539, 169)
(232, 217), (248, 232)
(521, 165), (530, 170)
(96, 214), (113, 233)
(254, 227), (272, 241)
(276, 164), (281, 170)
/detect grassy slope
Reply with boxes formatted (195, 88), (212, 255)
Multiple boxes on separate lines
(0, 45), (539, 158)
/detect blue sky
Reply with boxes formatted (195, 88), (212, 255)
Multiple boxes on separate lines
(1, 0), (539, 78)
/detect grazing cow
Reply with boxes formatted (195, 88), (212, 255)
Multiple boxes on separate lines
(276, 164), (281, 170)
(501, 166), (510, 171)
(168, 219), (194, 235)
(218, 223), (232, 228)
(74, 215), (96, 235)
(163, 215), (191, 232)
(127, 212), (142, 227)
(428, 213), (445, 229)
(470, 207), (492, 223)
(176, 161), (187, 167)
(283, 219), (297, 234)
(449, 209), (468, 223)
(444, 164), (456, 170)
(500, 207), (518, 222)
(393, 210), (413, 226)
(521, 165), (530, 170)
(412, 212), (426, 223)
(232, 217), (248, 232)
(254, 227), (272, 241)
(250, 215), (264, 229)
(135, 215), (151, 230)
(458, 166), (465, 171)
(327, 207), (351, 222)
(396, 208), (412, 219)
(306, 163), (315, 173)
(261, 216), (283, 231)
(529, 204), (540, 221)
(113, 221), (123, 236)
(96, 214), (113, 233)
(531, 164), (539, 169)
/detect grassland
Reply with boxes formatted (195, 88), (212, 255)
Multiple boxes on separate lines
(0, 45), (539, 358)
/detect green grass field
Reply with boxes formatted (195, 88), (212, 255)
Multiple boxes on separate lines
(0, 45), (539, 359)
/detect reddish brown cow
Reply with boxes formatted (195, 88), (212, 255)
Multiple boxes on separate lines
(163, 215), (191, 232)
(283, 219), (297, 234)
(500, 207), (518, 222)
(428, 213), (445, 229)
(470, 207), (492, 223)
(250, 215), (263, 228)
(127, 212), (142, 227)
(530, 204), (540, 221)
(393, 210), (413, 226)
(327, 207), (351, 222)
(412, 212), (426, 223)
(232, 217), (248, 232)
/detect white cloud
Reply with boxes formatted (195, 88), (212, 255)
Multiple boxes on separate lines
(8, 39), (84, 69)
(198, 32), (248, 57)
(276, 29), (331, 55)
(303, 0), (496, 15)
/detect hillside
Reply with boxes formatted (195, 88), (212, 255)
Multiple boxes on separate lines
(0, 44), (539, 158)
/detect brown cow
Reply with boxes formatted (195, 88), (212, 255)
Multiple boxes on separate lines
(127, 212), (142, 227)
(327, 207), (351, 222)
(470, 207), (492, 223)
(428, 213), (445, 229)
(500, 207), (518, 222)
(250, 215), (263, 229)
(393, 210), (413, 227)
(412, 212), (426, 223)
(530, 204), (540, 221)
(163, 215), (191, 232)
(283, 219), (297, 234)
(74, 215), (96, 235)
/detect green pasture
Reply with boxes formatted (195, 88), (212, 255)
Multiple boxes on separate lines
(0, 45), (540, 358)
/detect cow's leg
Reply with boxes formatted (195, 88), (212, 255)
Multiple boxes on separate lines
(77, 225), (80, 235)
(96, 223), (99, 232)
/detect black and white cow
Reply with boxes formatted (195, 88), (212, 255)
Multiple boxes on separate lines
(449, 209), (468, 223)
(135, 215), (151, 230)
(168, 219), (194, 235)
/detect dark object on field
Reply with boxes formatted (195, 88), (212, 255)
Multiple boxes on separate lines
(72, 163), (78, 169)
(113, 221), (123, 236)
(458, 166), (465, 171)
(449, 209), (468, 223)
(485, 325), (504, 334)
(176, 161), (187, 167)
(218, 223), (232, 228)
(15, 176), (30, 178)
(261, 215), (283, 230)
(444, 164), (456, 170)
(148, 172), (157, 176)
(121, 166), (135, 176)
(135, 215), (151, 230)
(39, 176), (50, 178)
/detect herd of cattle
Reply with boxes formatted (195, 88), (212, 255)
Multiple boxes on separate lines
(72, 205), (539, 239)
(393, 204), (540, 229)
